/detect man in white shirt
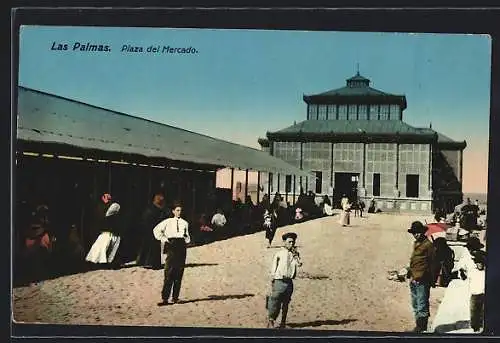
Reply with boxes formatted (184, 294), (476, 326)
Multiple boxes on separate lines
(267, 232), (302, 329)
(153, 202), (191, 306)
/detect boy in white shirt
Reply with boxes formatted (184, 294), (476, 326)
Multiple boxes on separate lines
(153, 202), (191, 306)
(267, 232), (302, 329)
(469, 250), (486, 333)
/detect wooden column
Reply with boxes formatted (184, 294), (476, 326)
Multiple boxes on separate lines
(268, 172), (272, 198)
(244, 169), (249, 200)
(257, 171), (261, 203)
(293, 175), (296, 204)
(396, 143), (400, 188)
(277, 174), (280, 194)
(107, 163), (112, 193)
(230, 168), (235, 201)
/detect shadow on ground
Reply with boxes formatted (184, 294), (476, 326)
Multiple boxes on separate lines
(288, 319), (358, 328)
(178, 293), (255, 304)
(433, 320), (470, 333)
(185, 263), (219, 268)
(297, 273), (330, 280)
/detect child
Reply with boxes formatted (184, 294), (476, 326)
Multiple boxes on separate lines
(267, 232), (303, 329)
(468, 250), (486, 333)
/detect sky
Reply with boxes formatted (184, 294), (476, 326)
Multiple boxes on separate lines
(18, 26), (492, 194)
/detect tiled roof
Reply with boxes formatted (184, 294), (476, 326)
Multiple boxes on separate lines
(16, 86), (312, 177)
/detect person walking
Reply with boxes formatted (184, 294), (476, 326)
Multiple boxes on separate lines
(154, 201), (191, 306)
(339, 195), (351, 226)
(136, 189), (168, 269)
(266, 232), (303, 329)
(406, 221), (436, 333)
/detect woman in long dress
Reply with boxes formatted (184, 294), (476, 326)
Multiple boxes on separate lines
(339, 195), (351, 226)
(264, 208), (278, 248)
(85, 202), (122, 268)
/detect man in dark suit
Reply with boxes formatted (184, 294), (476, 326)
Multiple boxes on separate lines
(136, 189), (168, 269)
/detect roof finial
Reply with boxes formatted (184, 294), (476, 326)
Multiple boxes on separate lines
(429, 121), (432, 129)
(356, 62), (360, 75)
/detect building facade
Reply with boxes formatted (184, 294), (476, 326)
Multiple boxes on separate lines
(258, 72), (466, 214)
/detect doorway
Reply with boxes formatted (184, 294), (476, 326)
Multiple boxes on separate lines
(334, 172), (360, 208)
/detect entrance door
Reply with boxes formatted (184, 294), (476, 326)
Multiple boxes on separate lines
(334, 172), (360, 208)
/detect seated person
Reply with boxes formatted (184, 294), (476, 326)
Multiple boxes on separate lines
(211, 209), (227, 230)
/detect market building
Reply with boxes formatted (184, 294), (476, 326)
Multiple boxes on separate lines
(14, 86), (310, 259)
(258, 72), (466, 214)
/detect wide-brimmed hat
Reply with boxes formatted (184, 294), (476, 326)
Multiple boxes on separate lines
(282, 232), (298, 241)
(407, 221), (427, 234)
(466, 236), (484, 250)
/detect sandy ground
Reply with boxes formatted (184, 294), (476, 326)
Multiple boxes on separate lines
(13, 212), (446, 332)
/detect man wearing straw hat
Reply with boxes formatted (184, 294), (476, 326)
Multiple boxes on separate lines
(406, 221), (436, 333)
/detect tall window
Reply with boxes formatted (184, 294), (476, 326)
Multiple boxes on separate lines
(285, 175), (292, 193)
(379, 105), (389, 120)
(327, 105), (336, 119)
(338, 105), (348, 120)
(348, 104), (357, 120)
(373, 173), (381, 196)
(406, 174), (419, 198)
(369, 105), (379, 120)
(308, 104), (318, 120)
(358, 104), (368, 120)
(315, 171), (323, 194)
(318, 105), (327, 120)
(389, 104), (400, 120)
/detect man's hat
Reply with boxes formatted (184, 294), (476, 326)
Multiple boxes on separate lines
(407, 221), (427, 234)
(466, 236), (484, 251)
(282, 232), (298, 241)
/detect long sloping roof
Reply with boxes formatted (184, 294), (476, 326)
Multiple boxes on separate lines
(16, 86), (311, 177)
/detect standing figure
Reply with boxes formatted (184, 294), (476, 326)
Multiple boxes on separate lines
(266, 232), (303, 329)
(136, 190), (168, 269)
(23, 205), (54, 284)
(85, 201), (122, 269)
(358, 199), (365, 218)
(264, 208), (278, 248)
(468, 250), (486, 333)
(338, 195), (351, 227)
(154, 202), (191, 306)
(432, 237), (455, 287)
(406, 221), (436, 333)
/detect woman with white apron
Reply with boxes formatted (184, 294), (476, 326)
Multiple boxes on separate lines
(85, 202), (122, 268)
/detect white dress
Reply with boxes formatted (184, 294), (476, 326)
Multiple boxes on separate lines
(323, 203), (334, 216)
(338, 198), (351, 226)
(85, 203), (121, 264)
(85, 232), (121, 263)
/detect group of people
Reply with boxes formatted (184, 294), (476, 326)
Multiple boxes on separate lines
(406, 220), (486, 333)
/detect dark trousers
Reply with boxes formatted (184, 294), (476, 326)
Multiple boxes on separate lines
(470, 294), (485, 331)
(161, 238), (187, 301)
